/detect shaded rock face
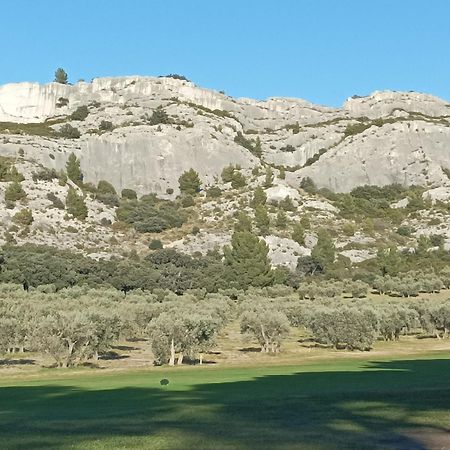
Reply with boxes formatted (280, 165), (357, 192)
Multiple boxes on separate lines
(82, 129), (257, 195)
(1, 76), (450, 194)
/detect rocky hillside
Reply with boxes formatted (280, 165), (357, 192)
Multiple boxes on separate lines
(1, 75), (450, 266)
(1, 76), (450, 194)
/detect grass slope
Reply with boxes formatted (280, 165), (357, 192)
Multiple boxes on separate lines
(1, 353), (450, 449)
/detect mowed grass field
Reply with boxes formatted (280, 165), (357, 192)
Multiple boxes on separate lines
(1, 352), (450, 449)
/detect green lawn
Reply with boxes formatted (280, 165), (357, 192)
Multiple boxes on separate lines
(1, 353), (450, 449)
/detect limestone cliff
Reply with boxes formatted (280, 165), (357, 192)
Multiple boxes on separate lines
(1, 76), (449, 194)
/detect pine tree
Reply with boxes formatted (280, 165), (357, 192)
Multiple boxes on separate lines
(231, 171), (246, 189)
(279, 166), (286, 180)
(149, 106), (169, 125)
(291, 223), (305, 245)
(251, 186), (267, 208)
(311, 229), (335, 270)
(275, 210), (288, 229)
(253, 137), (262, 158)
(234, 212), (252, 232)
(263, 167), (274, 188)
(65, 153), (83, 185)
(279, 196), (296, 211)
(254, 205), (270, 235)
(224, 231), (274, 289)
(178, 169), (201, 195)
(221, 165), (235, 183)
(54, 68), (68, 84)
(66, 188), (88, 220)
(376, 246), (402, 276)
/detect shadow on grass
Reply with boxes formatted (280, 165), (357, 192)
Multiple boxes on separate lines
(0, 358), (35, 366)
(99, 351), (130, 361)
(0, 358), (449, 449)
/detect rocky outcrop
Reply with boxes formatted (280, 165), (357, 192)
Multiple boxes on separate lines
(1, 76), (450, 194)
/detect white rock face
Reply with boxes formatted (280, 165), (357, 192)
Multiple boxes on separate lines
(391, 198), (409, 209)
(265, 185), (300, 203)
(423, 186), (450, 204)
(1, 77), (450, 194)
(81, 128), (257, 195)
(339, 249), (375, 263)
(344, 91), (450, 119)
(292, 121), (450, 192)
(264, 235), (310, 270)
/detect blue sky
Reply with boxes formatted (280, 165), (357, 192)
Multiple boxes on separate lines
(2, 0), (449, 106)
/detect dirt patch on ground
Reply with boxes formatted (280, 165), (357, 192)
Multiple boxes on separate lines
(404, 428), (450, 450)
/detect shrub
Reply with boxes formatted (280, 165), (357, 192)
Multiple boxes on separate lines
(117, 195), (187, 233)
(56, 97), (69, 108)
(0, 158), (24, 182)
(347, 280), (369, 298)
(121, 188), (137, 200)
(166, 188), (174, 195)
(181, 195), (195, 208)
(149, 106), (169, 125)
(149, 239), (163, 250)
(300, 177), (317, 194)
(342, 223), (356, 236)
(234, 132), (261, 157)
(32, 167), (58, 182)
(70, 105), (89, 121)
(99, 120), (114, 131)
(192, 226), (200, 235)
(280, 144), (296, 153)
(46, 192), (65, 209)
(13, 208), (33, 226)
(396, 225), (414, 237)
(206, 186), (222, 198)
(5, 166), (24, 183)
(162, 74), (190, 81)
(4, 181), (26, 203)
(100, 217), (112, 227)
(96, 180), (119, 207)
(179, 169), (201, 195)
(58, 124), (81, 139)
(430, 234), (445, 248)
(344, 122), (371, 137)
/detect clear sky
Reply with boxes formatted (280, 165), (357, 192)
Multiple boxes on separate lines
(1, 0), (449, 106)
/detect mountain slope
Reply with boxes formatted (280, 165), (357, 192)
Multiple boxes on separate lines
(1, 76), (449, 194)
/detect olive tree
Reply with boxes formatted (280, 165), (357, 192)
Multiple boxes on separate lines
(240, 301), (290, 353)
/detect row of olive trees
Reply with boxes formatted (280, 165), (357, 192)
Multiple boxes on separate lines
(372, 270), (449, 297)
(1, 283), (449, 366)
(283, 297), (450, 350)
(237, 289), (450, 352)
(0, 285), (231, 367)
(296, 268), (450, 300)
